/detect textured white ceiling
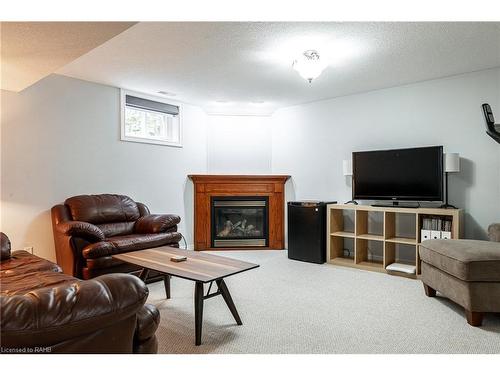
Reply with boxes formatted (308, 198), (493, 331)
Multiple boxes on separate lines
(1, 22), (136, 92)
(58, 22), (500, 114)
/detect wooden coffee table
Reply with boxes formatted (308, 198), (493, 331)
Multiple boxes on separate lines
(113, 246), (259, 345)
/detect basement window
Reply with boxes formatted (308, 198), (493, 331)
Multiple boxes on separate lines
(120, 90), (182, 147)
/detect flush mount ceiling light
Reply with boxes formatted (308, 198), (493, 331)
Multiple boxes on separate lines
(292, 50), (326, 83)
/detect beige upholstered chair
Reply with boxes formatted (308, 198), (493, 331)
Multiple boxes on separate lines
(419, 224), (500, 326)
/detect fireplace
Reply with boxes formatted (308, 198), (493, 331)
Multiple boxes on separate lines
(188, 175), (290, 250)
(211, 197), (269, 248)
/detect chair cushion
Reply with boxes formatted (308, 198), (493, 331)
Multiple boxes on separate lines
(65, 194), (140, 224)
(419, 239), (500, 282)
(82, 232), (182, 259)
(97, 222), (136, 237)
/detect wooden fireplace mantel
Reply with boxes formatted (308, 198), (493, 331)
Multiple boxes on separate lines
(188, 175), (290, 250)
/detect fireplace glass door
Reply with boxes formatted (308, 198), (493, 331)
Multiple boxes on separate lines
(211, 197), (269, 247)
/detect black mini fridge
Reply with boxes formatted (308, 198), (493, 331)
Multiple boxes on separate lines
(287, 201), (336, 264)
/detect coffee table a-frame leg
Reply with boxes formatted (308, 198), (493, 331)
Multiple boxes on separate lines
(194, 281), (204, 346)
(163, 275), (171, 299)
(194, 279), (242, 345)
(216, 279), (242, 325)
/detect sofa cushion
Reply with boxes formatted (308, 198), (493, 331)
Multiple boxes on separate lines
(1, 251), (72, 295)
(65, 194), (140, 224)
(0, 251), (61, 276)
(82, 232), (183, 259)
(1, 270), (78, 296)
(419, 239), (500, 282)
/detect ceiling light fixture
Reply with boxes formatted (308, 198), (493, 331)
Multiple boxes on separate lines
(292, 50), (326, 83)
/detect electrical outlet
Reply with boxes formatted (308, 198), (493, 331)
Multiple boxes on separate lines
(23, 246), (34, 254)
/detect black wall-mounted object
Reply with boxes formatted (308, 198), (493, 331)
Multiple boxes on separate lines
(482, 103), (500, 144)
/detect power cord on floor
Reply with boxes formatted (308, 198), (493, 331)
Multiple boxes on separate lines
(179, 233), (188, 250)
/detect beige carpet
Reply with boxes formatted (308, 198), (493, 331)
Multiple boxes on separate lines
(147, 250), (500, 354)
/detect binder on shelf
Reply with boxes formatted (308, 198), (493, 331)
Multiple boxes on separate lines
(421, 216), (454, 240)
(431, 230), (441, 240)
(421, 229), (431, 241)
(441, 231), (452, 240)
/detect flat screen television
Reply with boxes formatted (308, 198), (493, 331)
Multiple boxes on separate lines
(352, 146), (444, 202)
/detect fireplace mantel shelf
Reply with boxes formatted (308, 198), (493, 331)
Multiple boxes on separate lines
(188, 175), (290, 182)
(188, 175), (290, 251)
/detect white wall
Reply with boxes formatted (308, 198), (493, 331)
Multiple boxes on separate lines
(272, 68), (500, 240)
(207, 115), (272, 174)
(1, 74), (208, 260)
(2, 68), (499, 261)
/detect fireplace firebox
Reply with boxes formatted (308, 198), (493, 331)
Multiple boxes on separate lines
(211, 196), (269, 248)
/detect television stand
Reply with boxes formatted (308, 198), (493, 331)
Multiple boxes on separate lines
(326, 203), (462, 278)
(372, 202), (420, 209)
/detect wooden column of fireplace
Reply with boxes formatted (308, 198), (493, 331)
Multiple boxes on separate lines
(188, 175), (290, 250)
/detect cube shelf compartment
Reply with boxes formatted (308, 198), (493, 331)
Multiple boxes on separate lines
(328, 232), (355, 266)
(384, 242), (418, 275)
(355, 238), (384, 271)
(326, 204), (462, 278)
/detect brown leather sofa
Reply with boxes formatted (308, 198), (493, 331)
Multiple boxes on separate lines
(0, 233), (160, 353)
(52, 194), (182, 279)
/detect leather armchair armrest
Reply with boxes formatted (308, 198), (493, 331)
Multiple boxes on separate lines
(134, 304), (159, 353)
(136, 202), (151, 217)
(56, 221), (105, 242)
(82, 241), (114, 259)
(488, 223), (500, 242)
(1, 274), (149, 348)
(135, 214), (181, 234)
(135, 303), (160, 342)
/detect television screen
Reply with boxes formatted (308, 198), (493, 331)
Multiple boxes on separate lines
(352, 146), (444, 201)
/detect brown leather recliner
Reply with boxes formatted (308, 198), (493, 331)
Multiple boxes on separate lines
(0, 233), (160, 354)
(52, 194), (182, 279)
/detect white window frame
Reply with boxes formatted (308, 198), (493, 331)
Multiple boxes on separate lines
(120, 89), (183, 147)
